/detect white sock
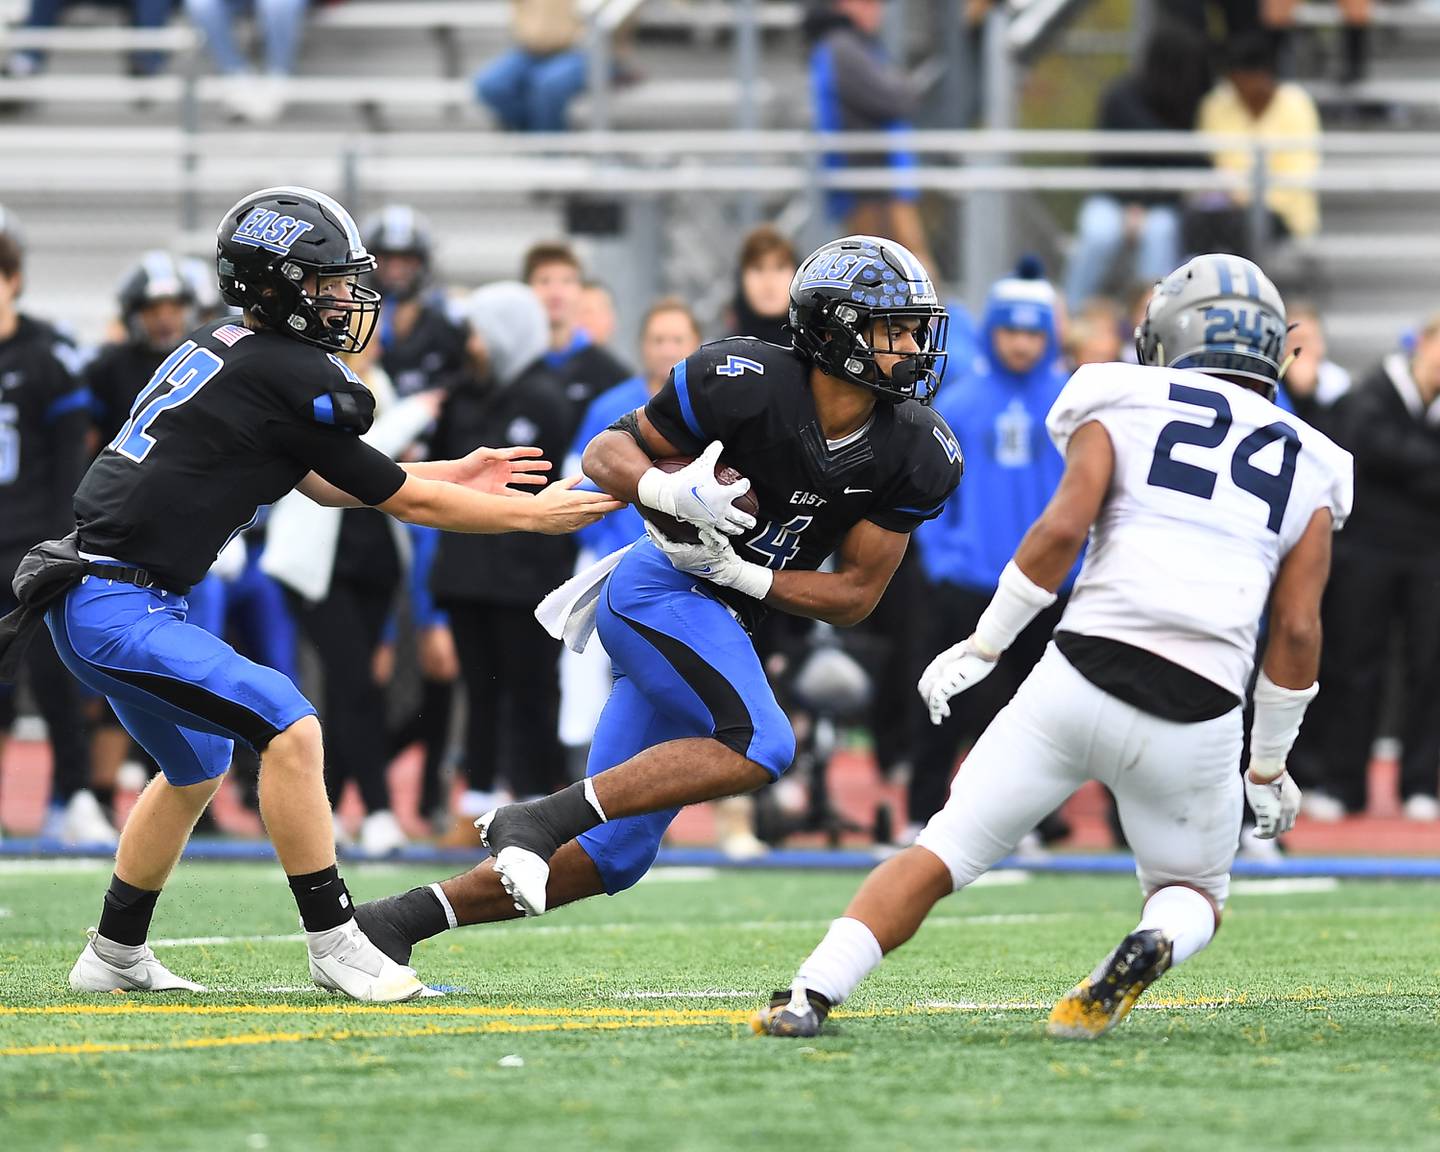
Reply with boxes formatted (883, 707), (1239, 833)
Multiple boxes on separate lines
(794, 916), (883, 1007)
(92, 933), (147, 967)
(1137, 885), (1216, 966)
(583, 777), (607, 822)
(428, 883), (458, 929)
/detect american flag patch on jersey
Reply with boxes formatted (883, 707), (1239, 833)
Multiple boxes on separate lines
(213, 324), (253, 347)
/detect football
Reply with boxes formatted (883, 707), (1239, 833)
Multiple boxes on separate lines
(642, 456), (760, 543)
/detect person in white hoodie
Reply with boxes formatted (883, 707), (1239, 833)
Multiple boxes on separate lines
(261, 337), (445, 856)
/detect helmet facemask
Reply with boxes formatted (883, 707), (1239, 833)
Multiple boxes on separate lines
(256, 255), (381, 354)
(826, 302), (948, 404)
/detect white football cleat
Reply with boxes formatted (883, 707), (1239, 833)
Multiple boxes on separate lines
(360, 809), (408, 857)
(476, 810), (549, 917)
(69, 928), (205, 993)
(1402, 794), (1440, 822)
(60, 790), (119, 846)
(307, 920), (427, 1002)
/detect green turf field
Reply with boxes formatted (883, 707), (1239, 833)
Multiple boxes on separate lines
(2, 861), (1437, 1152)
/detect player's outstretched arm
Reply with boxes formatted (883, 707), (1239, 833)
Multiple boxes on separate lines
(918, 421), (1114, 724)
(1245, 507), (1332, 838)
(380, 473), (621, 536)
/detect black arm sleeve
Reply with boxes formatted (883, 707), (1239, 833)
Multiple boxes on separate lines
(272, 422), (407, 507)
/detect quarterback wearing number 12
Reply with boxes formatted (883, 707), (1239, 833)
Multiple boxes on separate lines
(755, 254), (1354, 1040)
(355, 235), (962, 956)
(32, 186), (615, 1003)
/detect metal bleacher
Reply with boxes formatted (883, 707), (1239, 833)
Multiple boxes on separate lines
(0, 0), (1437, 369)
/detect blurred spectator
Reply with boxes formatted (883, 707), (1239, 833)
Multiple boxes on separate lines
(1299, 318), (1440, 822)
(475, 0), (586, 132)
(4, 0), (173, 78)
(1263, 0), (1372, 84)
(0, 230), (113, 844)
(361, 206), (469, 832)
(87, 252), (196, 447)
(431, 283), (575, 816)
(727, 225), (798, 346)
(1064, 295), (1127, 369)
(805, 0), (935, 272)
(1062, 21), (1211, 311)
(559, 297), (701, 776)
(262, 340), (442, 856)
(1276, 300), (1352, 434)
(1188, 32), (1321, 256)
(908, 266), (1071, 842)
(576, 280), (619, 350)
(183, 0), (310, 123)
(524, 241), (631, 428)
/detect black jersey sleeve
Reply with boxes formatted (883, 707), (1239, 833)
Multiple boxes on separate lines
(643, 339), (775, 457)
(868, 406), (964, 533)
(268, 352), (405, 507)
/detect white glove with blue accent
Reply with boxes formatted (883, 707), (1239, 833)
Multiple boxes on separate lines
(645, 523), (773, 600)
(1244, 759), (1302, 839)
(636, 440), (756, 536)
(917, 636), (1000, 726)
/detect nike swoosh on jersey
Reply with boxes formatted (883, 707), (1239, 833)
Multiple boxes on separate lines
(843, 487), (873, 495)
(147, 604), (166, 614)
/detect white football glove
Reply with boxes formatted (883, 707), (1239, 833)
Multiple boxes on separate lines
(917, 637), (1000, 726)
(645, 523), (773, 600)
(1244, 759), (1302, 839)
(636, 440), (756, 536)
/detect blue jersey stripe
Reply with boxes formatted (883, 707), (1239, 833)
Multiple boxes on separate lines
(673, 357), (704, 441)
(44, 388), (93, 424)
(895, 497), (949, 517)
(312, 393), (336, 424)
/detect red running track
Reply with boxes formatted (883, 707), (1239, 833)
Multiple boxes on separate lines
(1, 740), (1436, 855)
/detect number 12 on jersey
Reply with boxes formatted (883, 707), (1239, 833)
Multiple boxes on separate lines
(110, 341), (225, 464)
(1147, 382), (1299, 533)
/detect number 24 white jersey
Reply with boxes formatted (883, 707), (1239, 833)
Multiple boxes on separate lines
(1046, 362), (1353, 698)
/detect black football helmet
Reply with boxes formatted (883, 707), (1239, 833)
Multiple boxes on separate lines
(361, 204), (434, 303)
(1136, 253), (1290, 401)
(216, 186), (380, 354)
(117, 251), (197, 342)
(787, 235), (948, 404)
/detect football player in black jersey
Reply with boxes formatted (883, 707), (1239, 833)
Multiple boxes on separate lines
(87, 251), (198, 448)
(0, 229), (100, 844)
(41, 186), (618, 1002)
(353, 235), (964, 961)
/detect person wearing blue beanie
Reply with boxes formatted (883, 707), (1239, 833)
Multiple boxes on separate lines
(907, 264), (1076, 839)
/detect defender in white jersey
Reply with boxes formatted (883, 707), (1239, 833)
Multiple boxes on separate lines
(754, 254), (1353, 1041)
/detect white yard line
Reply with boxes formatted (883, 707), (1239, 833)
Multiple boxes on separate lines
(151, 933), (306, 949)
(1232, 877), (1340, 896)
(0, 859), (109, 874)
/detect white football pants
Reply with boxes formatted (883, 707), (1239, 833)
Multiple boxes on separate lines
(915, 643), (1244, 907)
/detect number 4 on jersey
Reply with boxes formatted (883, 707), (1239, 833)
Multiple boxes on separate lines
(110, 341), (225, 464)
(716, 355), (765, 378)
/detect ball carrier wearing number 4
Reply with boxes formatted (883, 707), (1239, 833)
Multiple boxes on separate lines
(9, 186), (616, 1002)
(351, 235), (961, 958)
(755, 253), (1353, 1041)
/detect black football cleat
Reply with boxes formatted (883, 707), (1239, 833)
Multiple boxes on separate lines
(1047, 928), (1173, 1039)
(751, 987), (832, 1038)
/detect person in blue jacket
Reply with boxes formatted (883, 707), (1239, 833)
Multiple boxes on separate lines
(908, 263), (1075, 837)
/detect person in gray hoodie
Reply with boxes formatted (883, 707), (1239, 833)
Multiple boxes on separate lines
(430, 282), (576, 811)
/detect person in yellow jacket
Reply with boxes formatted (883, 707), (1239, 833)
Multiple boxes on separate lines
(1197, 32), (1321, 242)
